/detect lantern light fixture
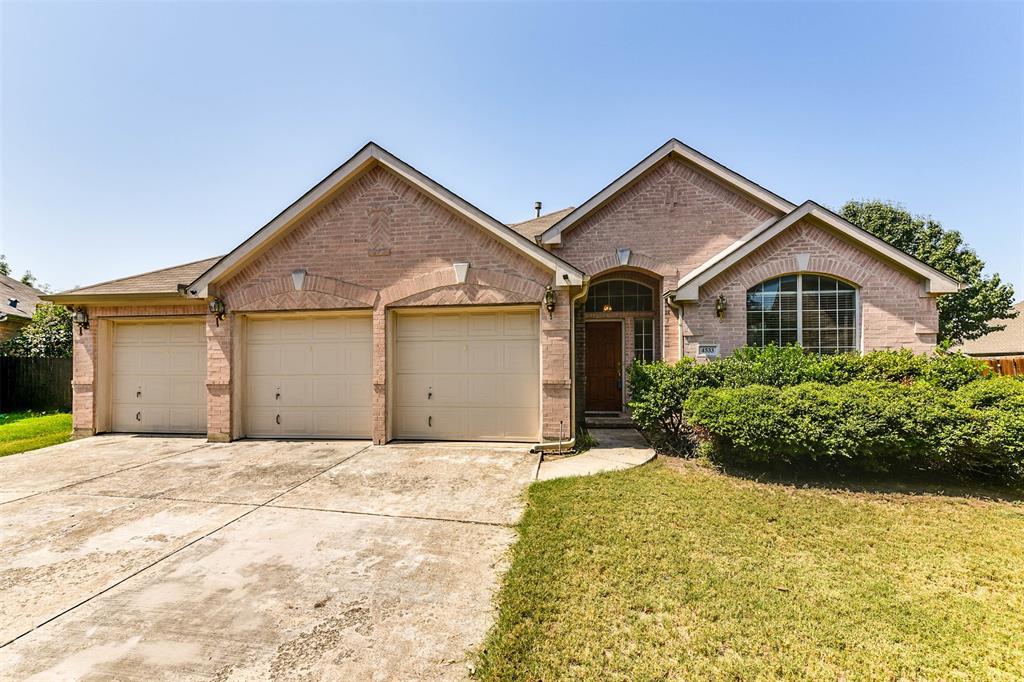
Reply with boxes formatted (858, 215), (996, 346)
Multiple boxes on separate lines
(715, 294), (728, 319)
(72, 307), (89, 335)
(544, 286), (556, 319)
(209, 297), (226, 326)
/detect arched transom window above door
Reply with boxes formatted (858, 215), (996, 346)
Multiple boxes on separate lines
(746, 274), (858, 354)
(585, 280), (654, 313)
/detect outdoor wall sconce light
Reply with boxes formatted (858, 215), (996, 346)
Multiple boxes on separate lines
(209, 297), (227, 326)
(715, 294), (728, 319)
(544, 286), (557, 319)
(72, 307), (89, 335)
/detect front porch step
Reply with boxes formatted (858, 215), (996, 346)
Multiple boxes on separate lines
(585, 415), (636, 429)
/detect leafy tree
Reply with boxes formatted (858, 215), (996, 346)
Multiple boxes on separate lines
(1, 303), (72, 358)
(0, 254), (9, 276)
(840, 200), (1017, 346)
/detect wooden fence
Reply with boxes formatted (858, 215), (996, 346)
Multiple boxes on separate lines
(0, 357), (72, 412)
(983, 356), (1024, 377)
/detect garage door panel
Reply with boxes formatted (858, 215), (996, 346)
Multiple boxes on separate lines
(280, 344), (311, 374)
(396, 342), (431, 373)
(243, 315), (371, 438)
(112, 322), (206, 434)
(394, 310), (539, 442)
(433, 343), (465, 373)
(467, 312), (500, 336)
(431, 315), (466, 338)
(503, 311), (537, 337)
(504, 340), (539, 371)
(467, 342), (502, 372)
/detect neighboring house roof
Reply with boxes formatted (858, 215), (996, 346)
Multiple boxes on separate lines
(539, 138), (797, 245)
(953, 301), (1024, 357)
(670, 201), (961, 300)
(45, 257), (222, 303)
(0, 275), (43, 320)
(187, 142), (584, 297)
(508, 207), (575, 240)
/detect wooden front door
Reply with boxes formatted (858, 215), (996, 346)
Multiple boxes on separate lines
(585, 321), (622, 412)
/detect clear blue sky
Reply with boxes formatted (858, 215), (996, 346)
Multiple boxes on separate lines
(2, 1), (1022, 296)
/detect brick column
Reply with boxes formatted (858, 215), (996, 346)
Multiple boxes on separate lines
(71, 312), (96, 438)
(372, 303), (387, 444)
(206, 314), (232, 442)
(541, 290), (572, 441)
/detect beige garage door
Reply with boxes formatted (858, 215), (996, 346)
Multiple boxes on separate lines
(111, 321), (206, 434)
(394, 309), (539, 442)
(244, 315), (372, 438)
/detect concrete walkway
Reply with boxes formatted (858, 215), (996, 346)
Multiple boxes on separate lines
(536, 428), (655, 481)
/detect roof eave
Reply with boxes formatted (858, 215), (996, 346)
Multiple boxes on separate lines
(42, 292), (193, 306)
(187, 143), (584, 296)
(671, 201), (961, 301)
(539, 138), (797, 245)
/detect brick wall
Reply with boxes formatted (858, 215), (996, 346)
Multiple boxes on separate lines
(680, 220), (939, 357)
(554, 156), (775, 363)
(218, 163), (565, 443)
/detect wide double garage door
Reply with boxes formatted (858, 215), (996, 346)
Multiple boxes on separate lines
(110, 310), (539, 442)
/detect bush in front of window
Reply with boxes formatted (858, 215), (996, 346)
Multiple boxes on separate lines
(683, 377), (1024, 481)
(627, 345), (998, 462)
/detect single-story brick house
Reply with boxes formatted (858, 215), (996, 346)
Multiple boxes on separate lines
(46, 139), (959, 444)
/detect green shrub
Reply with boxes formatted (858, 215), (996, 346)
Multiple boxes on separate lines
(627, 346), (993, 456)
(684, 379), (1023, 480)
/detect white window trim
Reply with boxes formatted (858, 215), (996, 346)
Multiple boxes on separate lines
(747, 274), (861, 354)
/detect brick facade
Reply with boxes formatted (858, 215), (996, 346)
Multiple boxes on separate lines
(67, 146), (945, 442)
(679, 220), (939, 357)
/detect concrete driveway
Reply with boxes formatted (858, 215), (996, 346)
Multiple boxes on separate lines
(0, 436), (537, 680)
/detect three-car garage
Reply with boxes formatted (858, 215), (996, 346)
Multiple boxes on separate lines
(104, 307), (541, 443)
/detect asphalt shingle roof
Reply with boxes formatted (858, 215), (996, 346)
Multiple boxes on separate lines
(954, 301), (1024, 357)
(52, 257), (222, 297)
(507, 207), (575, 241)
(0, 275), (44, 319)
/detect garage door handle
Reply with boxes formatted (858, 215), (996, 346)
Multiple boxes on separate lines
(136, 412), (141, 422)
(275, 391), (280, 400)
(136, 390), (142, 399)
(276, 414), (281, 425)
(428, 416), (432, 427)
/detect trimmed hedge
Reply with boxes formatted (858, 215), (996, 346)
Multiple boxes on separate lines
(685, 378), (1024, 479)
(627, 347), (1023, 480)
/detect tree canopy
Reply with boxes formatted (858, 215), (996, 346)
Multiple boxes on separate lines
(1, 303), (72, 358)
(840, 200), (1017, 346)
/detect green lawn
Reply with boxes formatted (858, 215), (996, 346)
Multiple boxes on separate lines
(476, 460), (1024, 681)
(0, 411), (72, 457)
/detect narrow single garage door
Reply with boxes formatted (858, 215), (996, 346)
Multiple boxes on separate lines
(111, 321), (206, 434)
(245, 315), (372, 438)
(394, 309), (539, 441)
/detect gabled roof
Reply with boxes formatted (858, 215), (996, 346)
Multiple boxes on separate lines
(44, 257), (221, 303)
(539, 138), (797, 245)
(187, 143), (584, 296)
(671, 201), (961, 300)
(0, 275), (43, 320)
(508, 207), (575, 241)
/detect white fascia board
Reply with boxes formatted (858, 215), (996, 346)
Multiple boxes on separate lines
(188, 143), (582, 295)
(672, 202), (960, 301)
(539, 139), (796, 245)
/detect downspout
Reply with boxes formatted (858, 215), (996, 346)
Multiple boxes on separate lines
(664, 291), (684, 360)
(532, 275), (591, 453)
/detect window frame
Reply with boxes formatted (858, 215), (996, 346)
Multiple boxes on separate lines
(584, 279), (656, 314)
(745, 273), (861, 354)
(632, 318), (654, 362)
